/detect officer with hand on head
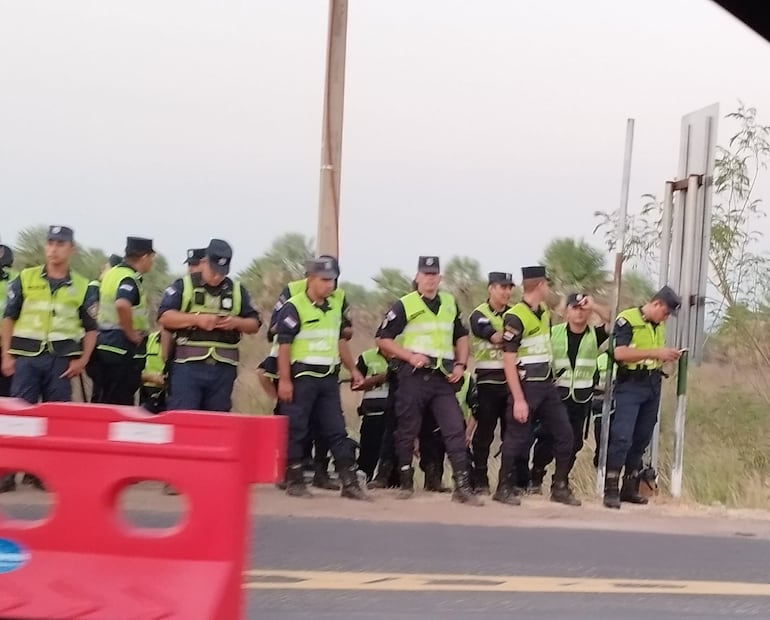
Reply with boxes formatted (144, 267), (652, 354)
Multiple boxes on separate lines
(469, 271), (514, 494)
(158, 239), (261, 412)
(497, 265), (581, 507)
(375, 256), (481, 506)
(89, 236), (155, 405)
(604, 285), (681, 509)
(274, 258), (367, 500)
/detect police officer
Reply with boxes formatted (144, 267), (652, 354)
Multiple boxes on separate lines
(274, 258), (366, 500)
(604, 285), (681, 509)
(469, 271), (514, 494)
(497, 265), (580, 507)
(1, 226), (97, 492)
(353, 347), (390, 480)
(375, 256), (480, 505)
(592, 350), (614, 468)
(157, 239), (261, 411)
(140, 330), (166, 413)
(89, 237), (155, 405)
(529, 292), (610, 493)
(0, 245), (18, 398)
(86, 254), (122, 302)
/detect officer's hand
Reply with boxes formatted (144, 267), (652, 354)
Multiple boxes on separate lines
(1, 353), (14, 378)
(350, 369), (365, 390)
(215, 316), (241, 331)
(126, 330), (144, 346)
(512, 399), (529, 423)
(408, 352), (431, 369)
(196, 314), (219, 332)
(447, 365), (464, 384)
(277, 379), (293, 403)
(657, 348), (682, 363)
(490, 332), (504, 345)
(60, 357), (87, 379)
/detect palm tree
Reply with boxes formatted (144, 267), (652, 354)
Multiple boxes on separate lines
(442, 256), (487, 316)
(542, 238), (608, 296)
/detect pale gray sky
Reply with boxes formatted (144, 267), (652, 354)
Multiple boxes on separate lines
(1, 0), (769, 285)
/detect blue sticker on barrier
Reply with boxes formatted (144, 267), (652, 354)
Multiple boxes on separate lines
(0, 538), (30, 573)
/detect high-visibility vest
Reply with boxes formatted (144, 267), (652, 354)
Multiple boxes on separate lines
(399, 291), (457, 374)
(9, 266), (88, 357)
(551, 323), (598, 403)
(359, 348), (389, 415)
(504, 301), (552, 381)
(455, 371), (472, 420)
(0, 269), (18, 314)
(97, 265), (149, 355)
(471, 302), (506, 375)
(172, 274), (242, 366)
(143, 331), (165, 386)
(288, 292), (341, 378)
(614, 307), (665, 370)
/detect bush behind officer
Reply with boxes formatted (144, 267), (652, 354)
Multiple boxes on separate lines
(604, 285), (681, 509)
(158, 239), (261, 412)
(375, 256), (481, 506)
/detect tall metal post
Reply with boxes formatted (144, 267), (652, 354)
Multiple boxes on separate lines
(316, 0), (349, 257)
(596, 119), (635, 495)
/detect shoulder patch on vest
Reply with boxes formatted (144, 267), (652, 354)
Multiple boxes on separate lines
(616, 317), (627, 327)
(283, 315), (298, 329)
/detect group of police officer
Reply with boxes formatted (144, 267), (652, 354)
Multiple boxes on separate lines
(0, 225), (682, 509)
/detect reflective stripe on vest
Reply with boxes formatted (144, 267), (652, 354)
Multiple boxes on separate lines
(143, 331), (165, 385)
(471, 302), (506, 370)
(551, 323), (598, 403)
(505, 302), (552, 381)
(289, 293), (341, 377)
(9, 267), (88, 357)
(174, 275), (242, 366)
(615, 307), (666, 371)
(361, 348), (389, 401)
(399, 291), (457, 372)
(455, 371), (472, 419)
(97, 265), (149, 332)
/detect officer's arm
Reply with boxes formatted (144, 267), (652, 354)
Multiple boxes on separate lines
(503, 352), (525, 402)
(160, 329), (172, 363)
(611, 320), (665, 362)
(157, 282), (205, 331)
(79, 330), (97, 365)
(277, 343), (292, 385)
(236, 286), (262, 334)
(338, 339), (358, 375)
(501, 316), (526, 403)
(453, 335), (470, 369)
(374, 302), (412, 362)
(470, 310), (499, 343)
(1, 318), (14, 359)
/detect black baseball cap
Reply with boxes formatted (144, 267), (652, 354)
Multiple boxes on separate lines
(184, 248), (206, 265)
(317, 254), (340, 278)
(488, 271), (514, 285)
(0, 245), (13, 268)
(418, 256), (440, 274)
(521, 265), (548, 281)
(108, 254), (122, 267)
(126, 237), (154, 255)
(306, 257), (338, 279)
(47, 225), (74, 243)
(653, 285), (682, 316)
(566, 292), (587, 307)
(206, 239), (232, 275)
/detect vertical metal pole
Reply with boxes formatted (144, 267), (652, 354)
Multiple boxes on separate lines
(316, 0), (348, 257)
(596, 119), (635, 495)
(670, 174), (699, 497)
(649, 181), (675, 472)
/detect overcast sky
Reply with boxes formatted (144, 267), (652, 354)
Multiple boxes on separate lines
(2, 0), (770, 286)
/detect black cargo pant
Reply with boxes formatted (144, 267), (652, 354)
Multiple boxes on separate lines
(358, 413), (386, 479)
(532, 397), (589, 476)
(394, 366), (469, 476)
(418, 410), (446, 472)
(501, 381), (574, 487)
(471, 382), (509, 476)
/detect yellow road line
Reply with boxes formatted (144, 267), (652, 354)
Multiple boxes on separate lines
(243, 569), (770, 596)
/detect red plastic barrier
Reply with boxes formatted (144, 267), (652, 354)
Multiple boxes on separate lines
(0, 398), (286, 620)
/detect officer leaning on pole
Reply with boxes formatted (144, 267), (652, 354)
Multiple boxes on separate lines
(375, 255), (482, 506)
(157, 239), (261, 412)
(603, 285), (681, 509)
(1, 226), (98, 492)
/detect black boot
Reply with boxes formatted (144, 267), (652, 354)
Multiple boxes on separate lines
(473, 468), (490, 495)
(0, 474), (16, 493)
(339, 466), (370, 501)
(313, 458), (341, 491)
(492, 474), (521, 506)
(285, 463), (312, 498)
(396, 465), (414, 500)
(368, 460), (396, 489)
(603, 470), (621, 509)
(528, 467), (545, 495)
(550, 480), (581, 506)
(424, 463), (451, 493)
(620, 471), (649, 505)
(452, 470), (483, 506)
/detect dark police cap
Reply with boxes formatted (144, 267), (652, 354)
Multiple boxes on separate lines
(306, 257), (338, 279)
(653, 285), (682, 316)
(0, 245), (14, 268)
(183, 248), (206, 265)
(488, 271), (514, 285)
(521, 265), (548, 280)
(417, 256), (440, 274)
(317, 254), (341, 278)
(47, 225), (74, 243)
(566, 292), (587, 307)
(125, 236), (154, 255)
(108, 254), (122, 268)
(206, 238), (232, 275)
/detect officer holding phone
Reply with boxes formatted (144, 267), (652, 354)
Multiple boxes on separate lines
(157, 239), (261, 411)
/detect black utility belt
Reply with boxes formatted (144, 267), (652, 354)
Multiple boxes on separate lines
(616, 368), (663, 383)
